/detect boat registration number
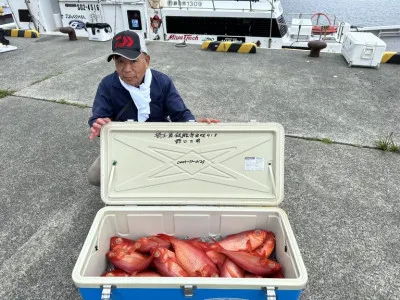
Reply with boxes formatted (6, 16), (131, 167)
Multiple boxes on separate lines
(217, 36), (246, 42)
(167, 0), (203, 7)
(76, 4), (100, 11)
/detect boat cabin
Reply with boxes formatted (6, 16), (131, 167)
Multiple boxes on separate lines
(6, 0), (289, 48)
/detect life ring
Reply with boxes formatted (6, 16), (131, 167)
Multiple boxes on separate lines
(311, 12), (337, 34)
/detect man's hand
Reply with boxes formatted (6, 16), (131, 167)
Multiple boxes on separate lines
(196, 118), (220, 124)
(89, 118), (111, 140)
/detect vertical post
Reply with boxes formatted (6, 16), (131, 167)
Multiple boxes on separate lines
(268, 0), (274, 48)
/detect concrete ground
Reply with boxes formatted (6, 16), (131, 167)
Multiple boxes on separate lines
(0, 35), (399, 300)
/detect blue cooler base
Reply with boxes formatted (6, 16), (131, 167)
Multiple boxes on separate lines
(79, 287), (302, 300)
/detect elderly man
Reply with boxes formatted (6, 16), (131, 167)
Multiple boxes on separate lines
(88, 30), (218, 186)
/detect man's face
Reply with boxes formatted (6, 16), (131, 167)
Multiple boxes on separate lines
(114, 54), (150, 87)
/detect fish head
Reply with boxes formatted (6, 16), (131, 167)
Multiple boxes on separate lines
(251, 229), (268, 244)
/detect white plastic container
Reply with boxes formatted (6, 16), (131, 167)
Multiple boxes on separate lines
(341, 32), (386, 68)
(86, 22), (113, 42)
(72, 122), (308, 300)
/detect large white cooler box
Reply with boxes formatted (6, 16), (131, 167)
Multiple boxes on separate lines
(72, 122), (308, 300)
(341, 32), (386, 68)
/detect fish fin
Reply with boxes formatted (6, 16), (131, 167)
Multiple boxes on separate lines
(246, 240), (253, 253)
(194, 270), (203, 277)
(208, 239), (224, 252)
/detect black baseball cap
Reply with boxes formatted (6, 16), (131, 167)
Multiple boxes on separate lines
(106, 30), (147, 62)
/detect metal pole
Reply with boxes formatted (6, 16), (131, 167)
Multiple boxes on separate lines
(268, 0), (274, 48)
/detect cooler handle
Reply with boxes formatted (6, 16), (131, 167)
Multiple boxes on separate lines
(262, 286), (277, 299)
(101, 284), (115, 300)
(362, 46), (374, 59)
(181, 285), (197, 297)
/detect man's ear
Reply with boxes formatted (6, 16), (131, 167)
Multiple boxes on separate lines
(144, 54), (150, 67)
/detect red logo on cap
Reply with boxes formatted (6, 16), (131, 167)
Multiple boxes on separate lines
(115, 35), (134, 48)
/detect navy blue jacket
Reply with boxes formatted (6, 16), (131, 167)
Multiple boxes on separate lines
(89, 69), (195, 127)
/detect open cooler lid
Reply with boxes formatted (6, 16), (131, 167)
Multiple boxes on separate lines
(100, 122), (284, 206)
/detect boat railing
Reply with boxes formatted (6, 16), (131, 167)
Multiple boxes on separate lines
(285, 17), (348, 43)
(377, 29), (400, 37)
(287, 12), (339, 26)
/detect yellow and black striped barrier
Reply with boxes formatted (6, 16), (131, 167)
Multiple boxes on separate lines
(201, 41), (256, 53)
(381, 52), (400, 64)
(3, 29), (40, 38)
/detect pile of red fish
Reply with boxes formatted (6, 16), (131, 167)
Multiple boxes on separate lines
(102, 229), (284, 278)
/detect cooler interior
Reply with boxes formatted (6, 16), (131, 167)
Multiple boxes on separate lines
(76, 207), (304, 286)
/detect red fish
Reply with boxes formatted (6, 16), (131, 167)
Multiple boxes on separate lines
(134, 236), (171, 253)
(205, 250), (226, 271)
(106, 249), (153, 274)
(253, 231), (275, 258)
(218, 230), (267, 252)
(243, 272), (263, 278)
(187, 238), (212, 251)
(220, 258), (244, 278)
(130, 271), (162, 277)
(270, 269), (285, 278)
(186, 238), (226, 270)
(152, 247), (189, 277)
(101, 268), (130, 277)
(216, 247), (281, 276)
(158, 234), (219, 277)
(110, 236), (136, 254)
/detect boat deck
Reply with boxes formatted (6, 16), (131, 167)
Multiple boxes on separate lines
(1, 35), (400, 300)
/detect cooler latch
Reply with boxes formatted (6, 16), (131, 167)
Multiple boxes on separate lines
(262, 286), (277, 299)
(181, 285), (197, 297)
(101, 284), (114, 300)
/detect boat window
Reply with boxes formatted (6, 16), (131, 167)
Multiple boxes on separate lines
(165, 16), (285, 38)
(18, 9), (32, 22)
(127, 10), (142, 30)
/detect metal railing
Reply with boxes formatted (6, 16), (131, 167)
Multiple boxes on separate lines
(286, 19), (348, 43)
(286, 12), (339, 26)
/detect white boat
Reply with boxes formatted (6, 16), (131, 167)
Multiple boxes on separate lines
(0, 2), (15, 28)
(3, 0), (400, 52)
(0, 2), (17, 53)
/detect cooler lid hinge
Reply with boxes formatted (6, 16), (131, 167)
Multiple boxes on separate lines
(108, 160), (117, 194)
(262, 286), (277, 300)
(268, 163), (276, 195)
(101, 284), (115, 300)
(181, 285), (197, 297)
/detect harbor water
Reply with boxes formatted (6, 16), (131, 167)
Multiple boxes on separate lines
(281, 0), (400, 27)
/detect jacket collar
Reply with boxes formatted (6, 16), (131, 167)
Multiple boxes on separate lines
(112, 71), (125, 89)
